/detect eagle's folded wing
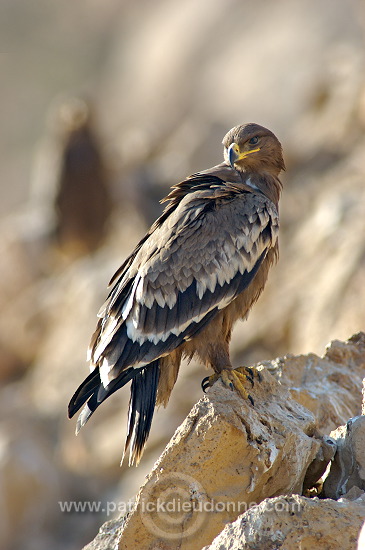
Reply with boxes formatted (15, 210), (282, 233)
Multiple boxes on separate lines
(89, 188), (278, 387)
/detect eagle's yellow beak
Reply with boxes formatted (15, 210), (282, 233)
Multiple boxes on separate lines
(228, 142), (260, 169)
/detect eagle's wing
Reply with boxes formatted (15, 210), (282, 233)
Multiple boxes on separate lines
(90, 181), (279, 387)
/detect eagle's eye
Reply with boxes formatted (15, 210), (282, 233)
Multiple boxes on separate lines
(249, 136), (259, 145)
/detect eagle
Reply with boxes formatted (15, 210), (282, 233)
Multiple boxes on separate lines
(69, 123), (285, 465)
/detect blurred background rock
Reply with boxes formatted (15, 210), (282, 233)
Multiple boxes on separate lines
(1, 0), (365, 548)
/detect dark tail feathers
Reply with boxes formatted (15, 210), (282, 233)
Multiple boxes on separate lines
(123, 360), (160, 466)
(68, 361), (160, 466)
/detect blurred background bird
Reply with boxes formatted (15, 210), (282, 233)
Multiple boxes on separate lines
(53, 98), (112, 259)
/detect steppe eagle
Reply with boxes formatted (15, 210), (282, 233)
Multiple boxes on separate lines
(69, 123), (285, 465)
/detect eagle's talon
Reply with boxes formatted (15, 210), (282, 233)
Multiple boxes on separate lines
(245, 367), (254, 378)
(201, 373), (220, 392)
(201, 367), (259, 405)
(201, 376), (210, 393)
(234, 366), (262, 387)
(201, 366), (261, 405)
(246, 366), (263, 383)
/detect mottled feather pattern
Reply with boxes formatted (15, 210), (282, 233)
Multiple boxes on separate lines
(91, 181), (277, 374)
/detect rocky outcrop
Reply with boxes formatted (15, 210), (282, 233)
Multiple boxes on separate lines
(203, 495), (365, 550)
(114, 375), (318, 550)
(84, 334), (365, 550)
(265, 333), (365, 434)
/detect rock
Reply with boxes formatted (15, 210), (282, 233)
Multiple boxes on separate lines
(82, 518), (128, 550)
(202, 495), (365, 550)
(83, 368), (320, 550)
(263, 333), (365, 434)
(323, 416), (365, 500)
(303, 435), (337, 494)
(83, 334), (365, 550)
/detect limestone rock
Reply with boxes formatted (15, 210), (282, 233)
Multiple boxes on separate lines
(81, 518), (128, 550)
(83, 369), (320, 550)
(83, 334), (365, 550)
(263, 333), (365, 434)
(323, 416), (365, 500)
(202, 495), (365, 550)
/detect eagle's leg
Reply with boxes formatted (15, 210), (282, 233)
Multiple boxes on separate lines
(201, 366), (262, 405)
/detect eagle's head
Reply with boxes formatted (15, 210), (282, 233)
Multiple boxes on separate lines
(223, 123), (285, 177)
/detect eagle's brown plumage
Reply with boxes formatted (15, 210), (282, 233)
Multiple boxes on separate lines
(68, 123), (285, 465)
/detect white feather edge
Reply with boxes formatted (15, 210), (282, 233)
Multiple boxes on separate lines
(94, 223), (276, 381)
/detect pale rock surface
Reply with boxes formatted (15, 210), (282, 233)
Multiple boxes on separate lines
(202, 495), (365, 550)
(263, 333), (365, 433)
(85, 369), (320, 550)
(83, 334), (365, 550)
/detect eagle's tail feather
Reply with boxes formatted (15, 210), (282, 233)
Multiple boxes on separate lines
(68, 369), (101, 418)
(68, 366), (135, 433)
(68, 361), (160, 465)
(123, 361), (160, 466)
